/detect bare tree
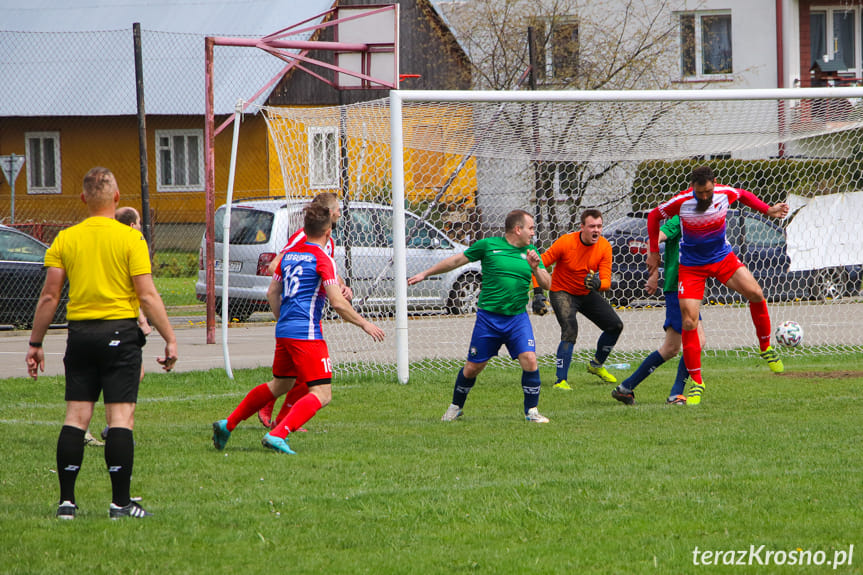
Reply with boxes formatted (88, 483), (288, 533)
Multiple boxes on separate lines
(439, 0), (686, 241)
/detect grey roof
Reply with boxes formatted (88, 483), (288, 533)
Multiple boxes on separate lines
(0, 0), (336, 116)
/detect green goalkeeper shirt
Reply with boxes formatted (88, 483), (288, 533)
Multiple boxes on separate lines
(661, 215), (681, 293)
(463, 236), (545, 316)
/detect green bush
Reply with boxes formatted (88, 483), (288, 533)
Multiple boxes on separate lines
(631, 157), (863, 208)
(153, 250), (197, 278)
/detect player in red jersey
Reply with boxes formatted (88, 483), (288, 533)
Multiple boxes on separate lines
(258, 192), (353, 430)
(212, 203), (384, 454)
(646, 166), (789, 404)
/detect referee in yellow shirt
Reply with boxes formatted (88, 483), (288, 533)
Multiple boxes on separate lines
(26, 167), (178, 520)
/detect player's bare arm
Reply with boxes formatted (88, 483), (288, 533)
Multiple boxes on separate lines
(324, 283), (385, 341)
(645, 230), (668, 295)
(25, 266), (65, 380)
(527, 250), (551, 290)
(267, 277), (282, 318)
(767, 202), (790, 219)
(133, 274), (178, 372)
(338, 275), (353, 300)
(407, 253), (469, 285)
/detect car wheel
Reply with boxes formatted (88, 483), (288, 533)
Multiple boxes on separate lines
(810, 267), (850, 301)
(447, 272), (481, 315)
(227, 301), (253, 322)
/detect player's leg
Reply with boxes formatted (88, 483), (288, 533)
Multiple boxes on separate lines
(271, 381), (311, 430)
(723, 260), (783, 372)
(668, 320), (706, 403)
(505, 313), (547, 422)
(444, 310), (499, 420)
(101, 318), (150, 518)
(580, 292), (623, 383)
(57, 322), (105, 517)
(548, 291), (579, 388)
(265, 340), (334, 453)
(55, 400), (95, 518)
(441, 360), (487, 421)
(613, 320), (679, 405)
(257, 397), (278, 429)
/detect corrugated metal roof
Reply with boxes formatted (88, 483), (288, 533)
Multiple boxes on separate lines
(0, 0), (337, 116)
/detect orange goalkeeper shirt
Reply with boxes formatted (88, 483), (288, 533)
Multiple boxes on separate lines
(535, 232), (613, 296)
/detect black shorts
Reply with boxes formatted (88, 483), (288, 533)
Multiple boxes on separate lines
(64, 318), (144, 403)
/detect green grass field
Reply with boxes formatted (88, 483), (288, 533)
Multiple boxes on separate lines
(2, 354), (861, 574)
(153, 276), (199, 308)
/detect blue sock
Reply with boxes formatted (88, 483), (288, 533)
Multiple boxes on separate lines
(620, 350), (665, 392)
(555, 341), (574, 382)
(668, 355), (688, 398)
(522, 369), (541, 412)
(452, 368), (475, 408)
(594, 330), (621, 365)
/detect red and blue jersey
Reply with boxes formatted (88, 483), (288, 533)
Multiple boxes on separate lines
(648, 185), (770, 267)
(273, 241), (339, 340)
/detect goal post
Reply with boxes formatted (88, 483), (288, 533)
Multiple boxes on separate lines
(262, 87), (863, 382)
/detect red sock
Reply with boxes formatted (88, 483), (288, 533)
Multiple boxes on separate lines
(749, 299), (772, 351)
(681, 328), (702, 384)
(271, 393), (322, 439)
(227, 383), (276, 431)
(274, 382), (309, 423)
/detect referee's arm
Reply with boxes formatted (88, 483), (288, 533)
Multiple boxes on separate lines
(26, 266), (65, 379)
(133, 273), (178, 371)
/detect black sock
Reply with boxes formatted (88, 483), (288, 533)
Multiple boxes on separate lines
(57, 425), (86, 504)
(104, 427), (135, 507)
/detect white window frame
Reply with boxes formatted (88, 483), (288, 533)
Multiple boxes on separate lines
(532, 17), (579, 85)
(155, 129), (204, 192)
(678, 10), (733, 81)
(308, 126), (339, 189)
(25, 131), (61, 195)
(809, 7), (861, 78)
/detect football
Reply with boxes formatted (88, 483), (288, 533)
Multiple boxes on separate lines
(775, 320), (803, 347)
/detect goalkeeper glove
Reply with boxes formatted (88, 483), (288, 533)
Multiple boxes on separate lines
(532, 287), (549, 316)
(584, 271), (601, 291)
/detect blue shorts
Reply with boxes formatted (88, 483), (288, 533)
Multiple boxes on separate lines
(467, 309), (536, 363)
(663, 291), (701, 334)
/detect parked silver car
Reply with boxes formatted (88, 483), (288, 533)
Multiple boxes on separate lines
(196, 199), (483, 321)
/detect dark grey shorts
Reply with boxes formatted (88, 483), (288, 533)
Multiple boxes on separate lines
(549, 290), (622, 343)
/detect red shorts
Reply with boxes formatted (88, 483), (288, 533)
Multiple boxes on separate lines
(678, 252), (745, 301)
(272, 338), (332, 385)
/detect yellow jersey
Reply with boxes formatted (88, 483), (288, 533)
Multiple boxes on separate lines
(44, 216), (151, 321)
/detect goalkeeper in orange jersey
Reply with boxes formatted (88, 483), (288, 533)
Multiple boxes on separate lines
(532, 209), (624, 389)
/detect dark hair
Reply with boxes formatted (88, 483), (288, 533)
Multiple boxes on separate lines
(115, 207), (139, 227)
(580, 208), (603, 225)
(504, 209), (532, 232)
(690, 166), (715, 186)
(304, 203), (332, 236)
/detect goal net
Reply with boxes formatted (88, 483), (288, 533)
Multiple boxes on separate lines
(260, 88), (863, 381)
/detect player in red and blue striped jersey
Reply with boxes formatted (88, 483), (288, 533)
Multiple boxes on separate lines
(646, 166), (789, 404)
(258, 192), (353, 430)
(212, 203), (384, 454)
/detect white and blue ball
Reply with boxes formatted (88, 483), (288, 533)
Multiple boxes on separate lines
(775, 320), (803, 347)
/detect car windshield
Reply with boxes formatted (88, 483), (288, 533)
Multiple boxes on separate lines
(604, 217), (647, 236)
(0, 229), (46, 263)
(214, 207), (274, 245)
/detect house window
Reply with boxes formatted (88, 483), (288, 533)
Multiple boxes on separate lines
(679, 11), (732, 78)
(810, 8), (857, 73)
(25, 132), (61, 194)
(533, 17), (579, 83)
(308, 126), (339, 189)
(155, 130), (203, 192)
